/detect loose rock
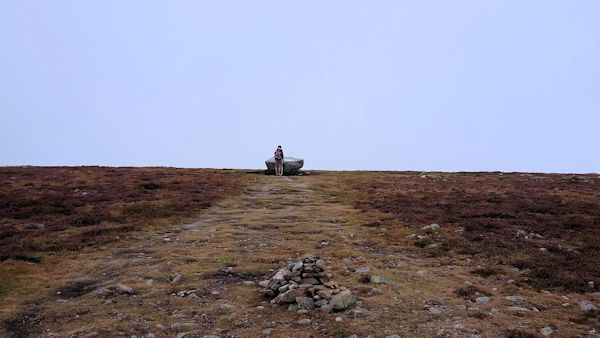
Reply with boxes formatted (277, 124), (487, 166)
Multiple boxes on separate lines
(540, 327), (554, 336)
(114, 284), (135, 295)
(579, 300), (598, 312)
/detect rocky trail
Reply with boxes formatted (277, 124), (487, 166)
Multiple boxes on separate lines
(2, 174), (599, 337)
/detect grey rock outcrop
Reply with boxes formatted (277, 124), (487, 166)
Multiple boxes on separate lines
(265, 157), (304, 175)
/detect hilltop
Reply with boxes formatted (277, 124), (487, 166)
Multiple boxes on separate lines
(0, 167), (598, 337)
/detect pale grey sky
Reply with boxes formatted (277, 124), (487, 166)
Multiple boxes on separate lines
(1, 1), (599, 172)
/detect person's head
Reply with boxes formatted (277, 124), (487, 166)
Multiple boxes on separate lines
(278, 145), (282, 148)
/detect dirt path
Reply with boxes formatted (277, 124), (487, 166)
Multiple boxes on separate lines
(2, 175), (595, 337)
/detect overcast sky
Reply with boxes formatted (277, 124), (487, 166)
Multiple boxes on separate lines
(1, 1), (599, 173)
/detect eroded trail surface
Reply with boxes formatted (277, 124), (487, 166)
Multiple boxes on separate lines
(2, 174), (598, 337)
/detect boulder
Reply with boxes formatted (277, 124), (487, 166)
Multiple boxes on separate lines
(265, 157), (304, 175)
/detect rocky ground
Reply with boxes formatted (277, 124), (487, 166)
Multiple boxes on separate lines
(0, 168), (598, 337)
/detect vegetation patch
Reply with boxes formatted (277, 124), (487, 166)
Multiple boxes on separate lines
(318, 171), (600, 292)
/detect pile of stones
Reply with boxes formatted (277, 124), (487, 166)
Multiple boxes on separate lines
(258, 255), (356, 313)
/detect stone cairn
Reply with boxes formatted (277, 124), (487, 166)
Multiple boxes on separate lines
(258, 255), (356, 312)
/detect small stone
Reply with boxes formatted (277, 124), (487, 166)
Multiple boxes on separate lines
(272, 288), (306, 304)
(475, 296), (491, 304)
(453, 323), (465, 330)
(292, 262), (304, 272)
(540, 327), (554, 336)
(115, 284), (135, 295)
(298, 318), (311, 325)
(91, 287), (113, 298)
(314, 299), (329, 307)
(324, 290), (356, 312)
(579, 300), (598, 312)
(261, 328), (273, 336)
(507, 306), (530, 313)
(219, 303), (236, 311)
(350, 307), (370, 316)
(385, 335), (402, 338)
(355, 266), (370, 273)
(335, 316), (342, 322)
(278, 284), (289, 293)
(315, 259), (326, 270)
(505, 295), (525, 302)
(170, 323), (199, 331)
(428, 307), (443, 315)
(297, 309), (309, 314)
(369, 275), (395, 285)
(272, 269), (287, 280)
(420, 224), (440, 233)
(170, 273), (182, 284)
(416, 270), (428, 277)
(258, 280), (270, 288)
(296, 297), (315, 310)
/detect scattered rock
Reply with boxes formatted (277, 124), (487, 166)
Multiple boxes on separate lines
(420, 224), (440, 233)
(504, 295), (525, 302)
(114, 284), (135, 295)
(325, 290), (356, 312)
(297, 318), (311, 325)
(355, 266), (370, 273)
(335, 316), (342, 322)
(369, 275), (395, 285)
(540, 327), (554, 336)
(475, 296), (491, 304)
(579, 300), (598, 312)
(170, 323), (199, 331)
(261, 328), (273, 336)
(91, 287), (113, 298)
(219, 303), (236, 312)
(454, 323), (465, 330)
(507, 306), (530, 313)
(170, 273), (182, 284)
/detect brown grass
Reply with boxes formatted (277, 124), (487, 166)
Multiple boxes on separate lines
(0, 166), (249, 261)
(315, 171), (600, 292)
(1, 168), (599, 337)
